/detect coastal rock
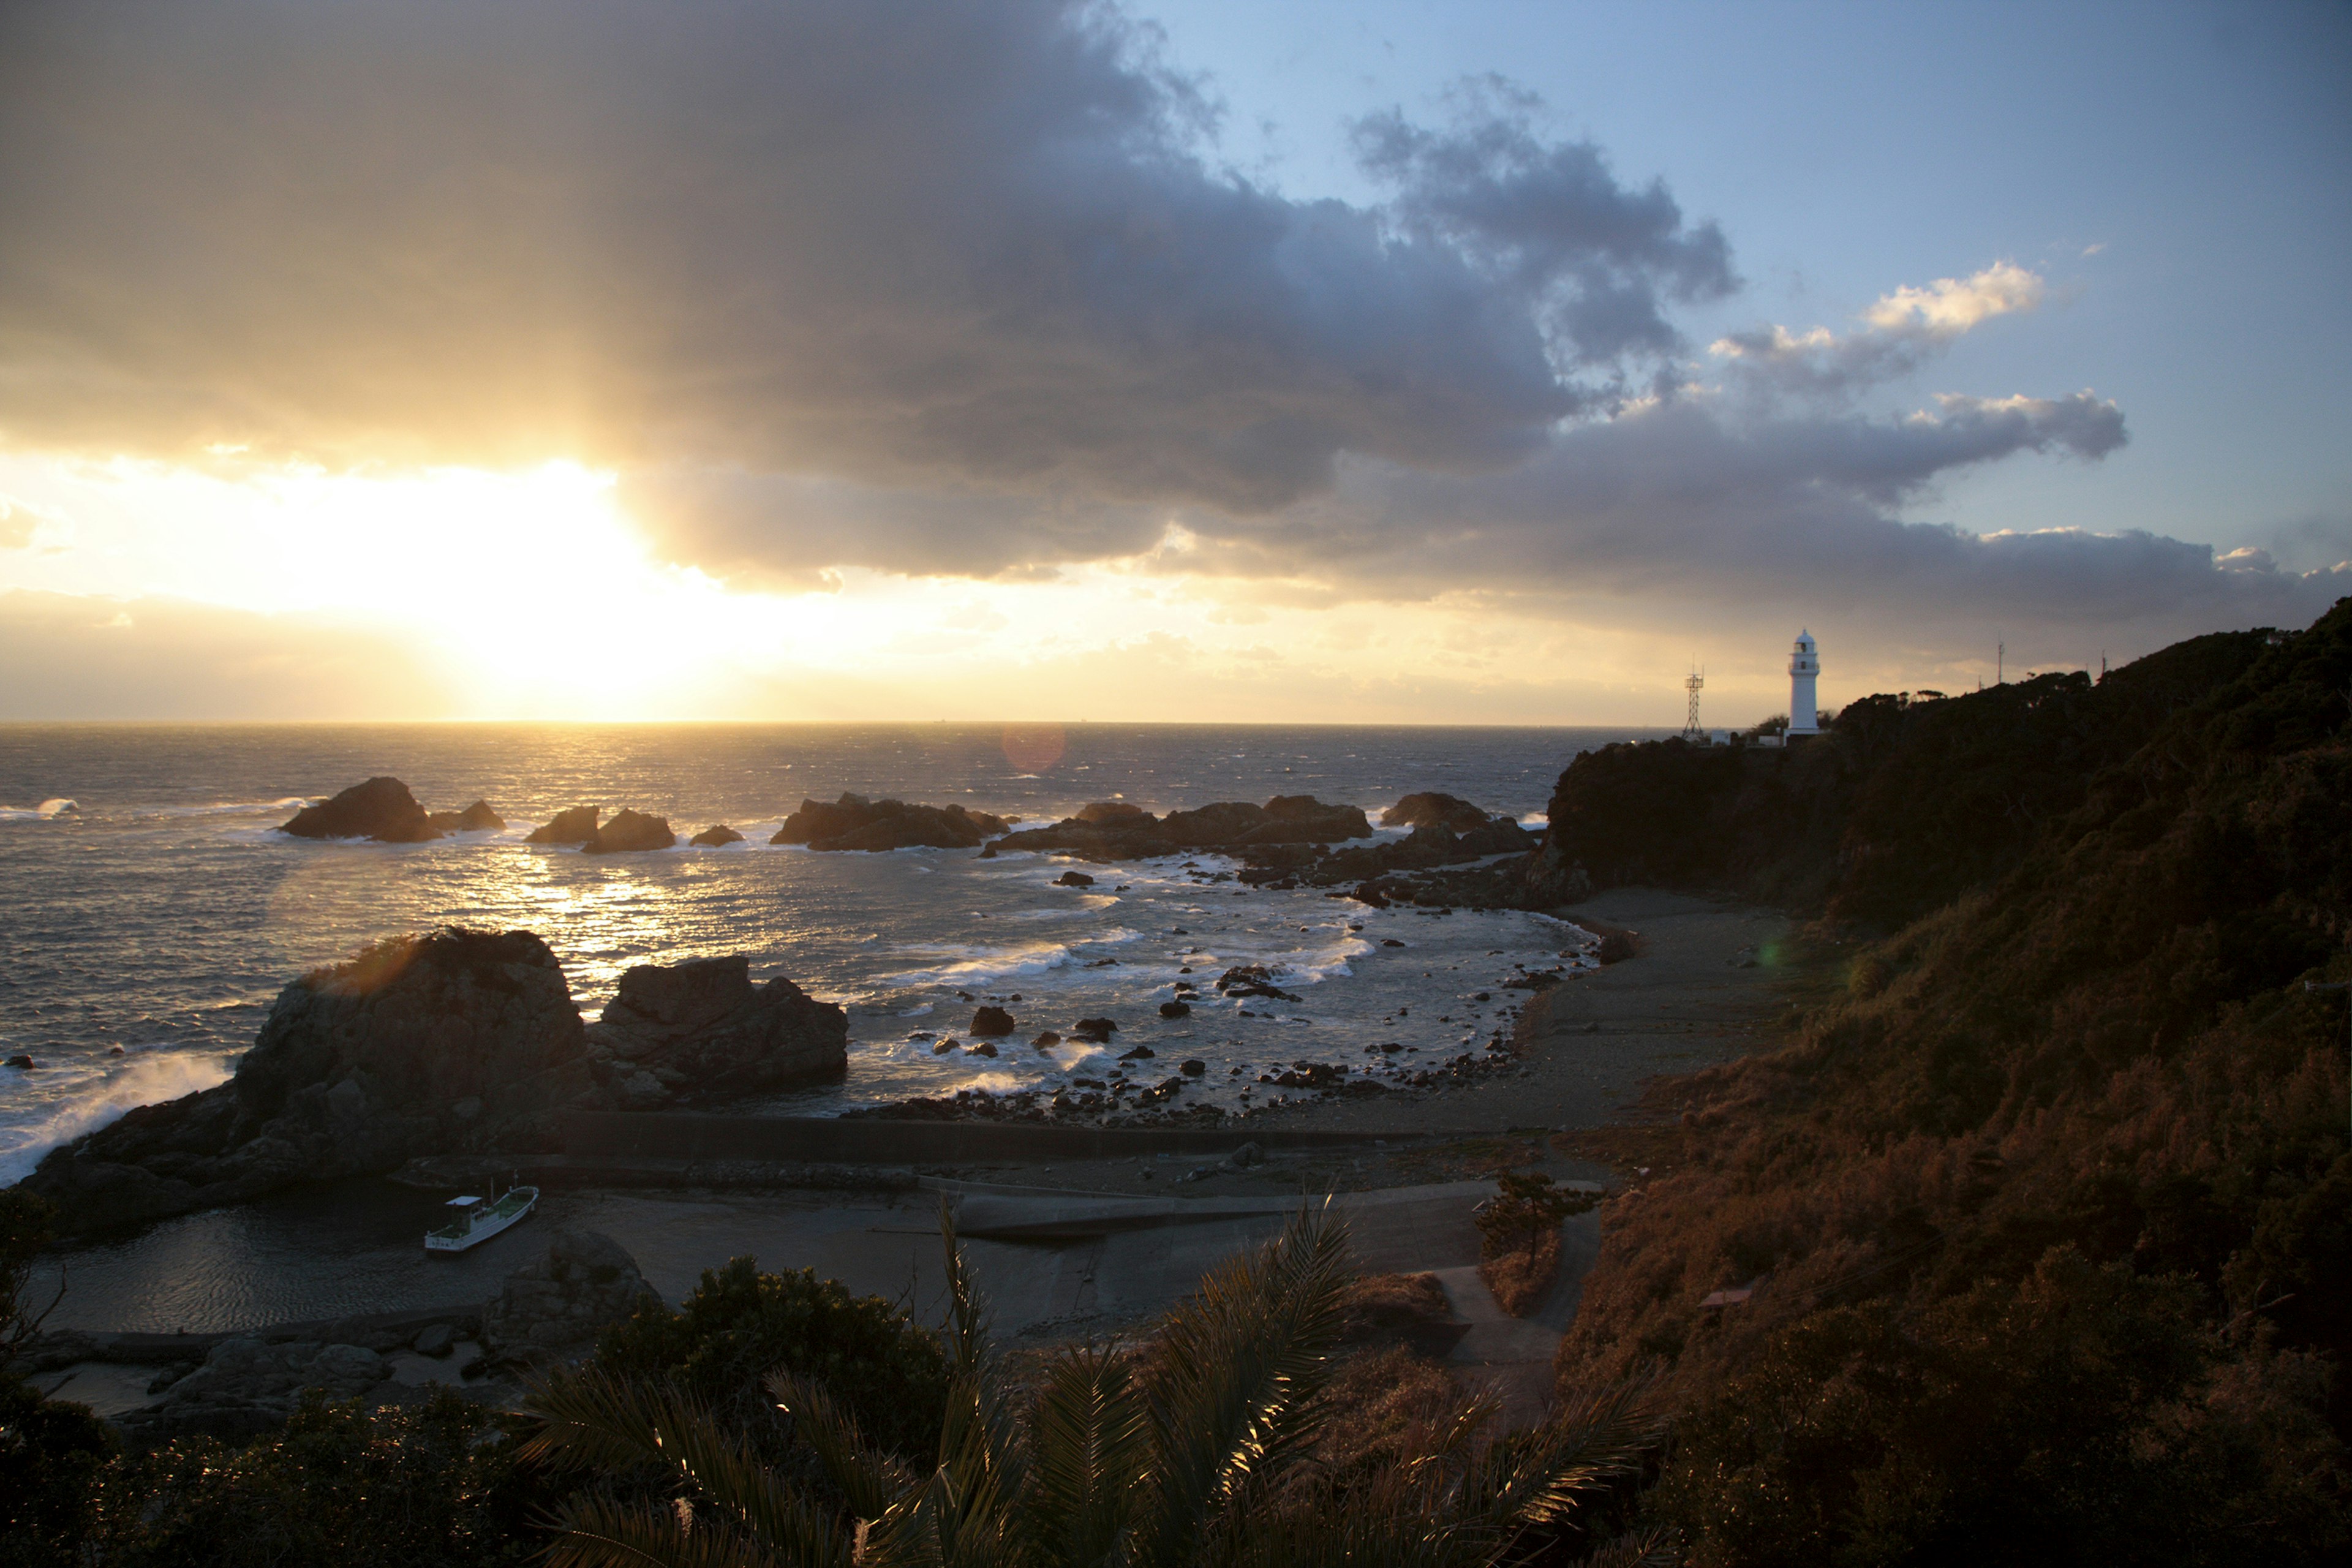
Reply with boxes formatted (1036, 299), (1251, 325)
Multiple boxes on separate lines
(1054, 870), (1096, 887)
(1215, 965), (1302, 1003)
(480, 1230), (660, 1366)
(584, 809), (676, 854)
(5, 1054), (36, 1069)
(279, 777), (440, 843)
(20, 929), (595, 1235)
(690, 824), (745, 847)
(991, 794), (1374, 861)
(1158, 1000), (1191, 1019)
(771, 793), (1009, 851)
(585, 954), (847, 1093)
(1381, 792), (1492, 833)
(426, 799), (505, 833)
(1070, 1016), (1118, 1042)
(970, 1005), (1016, 1036)
(119, 1336), (392, 1443)
(526, 805), (601, 845)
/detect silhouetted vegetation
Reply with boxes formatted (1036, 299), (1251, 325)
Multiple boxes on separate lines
(1551, 599), (2352, 1561)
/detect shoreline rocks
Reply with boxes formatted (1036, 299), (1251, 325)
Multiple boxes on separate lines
(426, 799), (505, 833)
(582, 808), (676, 854)
(690, 824), (745, 847)
(20, 931), (846, 1235)
(480, 1230), (658, 1368)
(772, 793), (1009, 851)
(992, 794), (1373, 861)
(526, 805), (601, 846)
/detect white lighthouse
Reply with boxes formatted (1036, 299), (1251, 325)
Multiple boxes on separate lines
(1787, 630), (1822, 736)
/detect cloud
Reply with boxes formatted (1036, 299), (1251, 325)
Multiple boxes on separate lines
(0, 592), (455, 719)
(1711, 262), (2046, 398)
(0, 0), (1733, 516)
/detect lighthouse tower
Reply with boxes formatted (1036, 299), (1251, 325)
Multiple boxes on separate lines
(1787, 630), (1822, 736)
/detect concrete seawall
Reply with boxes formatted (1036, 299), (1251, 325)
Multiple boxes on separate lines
(558, 1110), (1422, 1165)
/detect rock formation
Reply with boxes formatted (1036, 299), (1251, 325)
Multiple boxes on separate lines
(426, 799), (506, 832)
(992, 794), (1373, 861)
(1381, 792), (1494, 833)
(583, 809), (676, 854)
(969, 1005), (1016, 1036)
(20, 932), (842, 1234)
(771, 793), (1009, 851)
(584, 954), (847, 1099)
(480, 1230), (660, 1366)
(279, 777), (440, 842)
(526, 805), (601, 845)
(690, 824), (745, 847)
(119, 1337), (393, 1443)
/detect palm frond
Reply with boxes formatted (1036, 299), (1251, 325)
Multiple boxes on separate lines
(767, 1370), (913, 1525)
(543, 1493), (777, 1568)
(1452, 1377), (1669, 1536)
(1577, 1525), (1685, 1568)
(1018, 1342), (1151, 1566)
(1136, 1203), (1354, 1567)
(524, 1367), (857, 1568)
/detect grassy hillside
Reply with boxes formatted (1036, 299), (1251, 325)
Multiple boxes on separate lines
(1550, 600), (2352, 1563)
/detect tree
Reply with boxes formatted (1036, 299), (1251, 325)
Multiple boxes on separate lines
(521, 1204), (1666, 1567)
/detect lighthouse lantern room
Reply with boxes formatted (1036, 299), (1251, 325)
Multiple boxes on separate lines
(1787, 630), (1822, 736)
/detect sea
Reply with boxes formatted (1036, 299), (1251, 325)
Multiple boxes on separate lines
(0, 723), (1652, 1331)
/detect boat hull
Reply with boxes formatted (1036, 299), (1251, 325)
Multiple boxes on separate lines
(424, 1187), (539, 1253)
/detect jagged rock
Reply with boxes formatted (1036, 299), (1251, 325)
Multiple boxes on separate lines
(771, 794), (1008, 851)
(426, 799), (505, 833)
(992, 796), (1373, 861)
(1031, 1031), (1061, 1049)
(526, 806), (601, 845)
(1215, 965), (1302, 1003)
(586, 955), (847, 1093)
(1070, 1017), (1118, 1042)
(690, 824), (745, 847)
(1054, 870), (1096, 887)
(967, 1040), (998, 1058)
(118, 1337), (391, 1443)
(1381, 792), (1493, 832)
(1179, 1058), (1206, 1075)
(584, 809), (676, 854)
(970, 1006), (1016, 1036)
(1118, 1044), (1155, 1060)
(20, 929), (595, 1235)
(480, 1231), (659, 1365)
(279, 777), (440, 843)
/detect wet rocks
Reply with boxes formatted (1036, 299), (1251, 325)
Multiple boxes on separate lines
(1215, 965), (1302, 1003)
(690, 824), (745, 847)
(526, 805), (602, 846)
(1069, 1017), (1118, 1042)
(1054, 870), (1096, 887)
(967, 1040), (998, 1058)
(992, 794), (1373, 861)
(426, 799), (505, 833)
(1118, 1044), (1156, 1060)
(1382, 791), (1493, 832)
(118, 1337), (393, 1444)
(586, 955), (848, 1095)
(480, 1231), (660, 1367)
(970, 1005), (1016, 1036)
(771, 794), (1009, 851)
(4, 1054), (36, 1069)
(1031, 1031), (1061, 1050)
(1179, 1058), (1206, 1075)
(279, 777), (439, 842)
(1158, 1000), (1192, 1019)
(583, 809), (676, 854)
(21, 929), (595, 1235)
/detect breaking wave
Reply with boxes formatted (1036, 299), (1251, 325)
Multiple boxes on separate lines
(0, 1051), (233, 1186)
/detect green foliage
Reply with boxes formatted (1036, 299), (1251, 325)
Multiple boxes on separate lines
(590, 1254), (952, 1462)
(1475, 1170), (1596, 1261)
(525, 1208), (1671, 1567)
(1555, 598), (2352, 1559)
(81, 1390), (540, 1568)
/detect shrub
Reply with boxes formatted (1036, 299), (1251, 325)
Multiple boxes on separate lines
(590, 1255), (951, 1461)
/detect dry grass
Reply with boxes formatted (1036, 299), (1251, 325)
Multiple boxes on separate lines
(1479, 1231), (1562, 1317)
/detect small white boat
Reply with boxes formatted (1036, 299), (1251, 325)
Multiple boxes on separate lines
(425, 1185), (538, 1253)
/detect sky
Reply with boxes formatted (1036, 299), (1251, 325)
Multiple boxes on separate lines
(1, 0), (2345, 725)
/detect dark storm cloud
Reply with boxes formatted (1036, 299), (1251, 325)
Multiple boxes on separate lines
(0, 0), (2304, 639)
(0, 0), (1714, 509)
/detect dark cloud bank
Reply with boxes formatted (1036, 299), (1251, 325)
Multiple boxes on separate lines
(1, 0), (2339, 641)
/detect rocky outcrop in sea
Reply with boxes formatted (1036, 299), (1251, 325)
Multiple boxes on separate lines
(771, 793), (1011, 850)
(279, 777), (441, 842)
(18, 930), (847, 1234)
(990, 794), (1373, 860)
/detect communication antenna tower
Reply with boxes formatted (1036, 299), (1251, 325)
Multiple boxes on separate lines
(1683, 668), (1705, 740)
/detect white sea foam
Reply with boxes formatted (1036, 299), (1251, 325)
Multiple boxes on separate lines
(0, 797), (78, 822)
(0, 1051), (233, 1185)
